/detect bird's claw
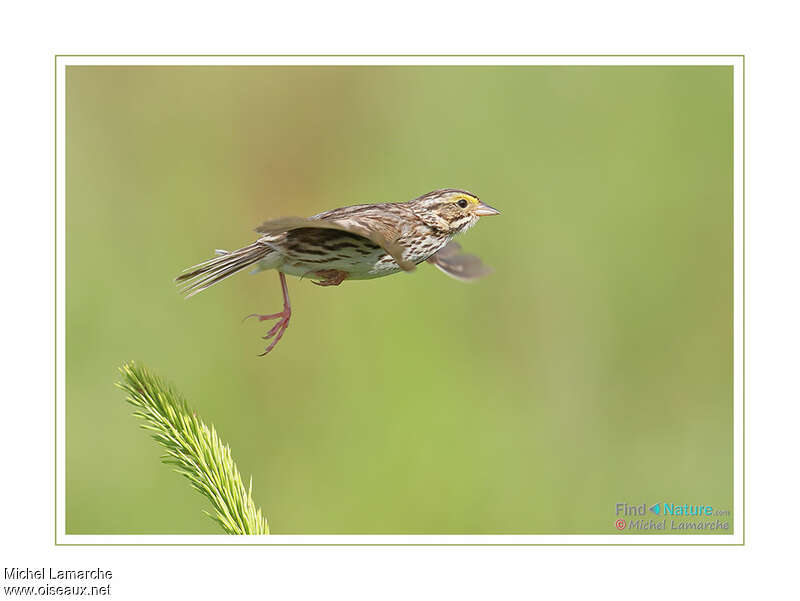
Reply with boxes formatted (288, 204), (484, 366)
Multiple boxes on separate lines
(244, 271), (293, 357)
(244, 308), (291, 356)
(242, 311), (285, 323)
(261, 315), (289, 340)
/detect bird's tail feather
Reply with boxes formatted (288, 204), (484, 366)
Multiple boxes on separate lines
(175, 242), (273, 298)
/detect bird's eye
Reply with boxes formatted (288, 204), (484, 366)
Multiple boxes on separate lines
(457, 198), (469, 208)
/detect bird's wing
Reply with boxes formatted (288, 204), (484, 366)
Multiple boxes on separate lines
(427, 241), (493, 281)
(255, 216), (416, 272)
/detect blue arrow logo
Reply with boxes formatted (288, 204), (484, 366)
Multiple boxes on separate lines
(649, 503), (660, 515)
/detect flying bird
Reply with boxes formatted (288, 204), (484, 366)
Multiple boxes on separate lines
(176, 188), (500, 355)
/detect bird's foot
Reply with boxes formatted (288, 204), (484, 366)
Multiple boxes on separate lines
(243, 307), (291, 356)
(241, 271), (293, 356)
(311, 270), (349, 287)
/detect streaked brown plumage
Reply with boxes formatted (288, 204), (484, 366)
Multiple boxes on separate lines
(175, 188), (500, 355)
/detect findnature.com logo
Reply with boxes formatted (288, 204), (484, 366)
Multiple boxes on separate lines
(613, 502), (731, 532)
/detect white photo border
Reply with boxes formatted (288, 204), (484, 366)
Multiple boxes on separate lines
(55, 54), (744, 545)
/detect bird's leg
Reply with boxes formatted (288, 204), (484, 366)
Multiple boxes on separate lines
(311, 270), (349, 287)
(243, 271), (292, 356)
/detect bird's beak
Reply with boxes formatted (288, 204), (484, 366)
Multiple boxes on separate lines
(475, 201), (501, 217)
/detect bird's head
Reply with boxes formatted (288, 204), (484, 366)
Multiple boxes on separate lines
(409, 188), (500, 234)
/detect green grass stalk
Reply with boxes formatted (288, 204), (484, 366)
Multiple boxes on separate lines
(117, 362), (269, 535)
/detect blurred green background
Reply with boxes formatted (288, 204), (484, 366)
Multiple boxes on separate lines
(65, 66), (733, 534)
